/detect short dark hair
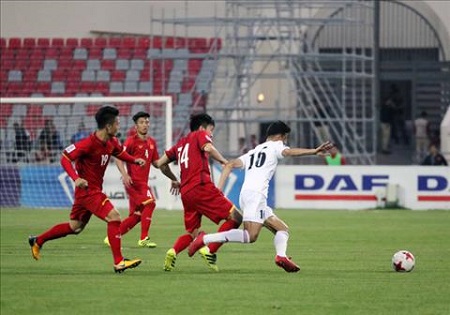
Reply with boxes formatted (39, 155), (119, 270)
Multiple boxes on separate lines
(190, 113), (215, 131)
(132, 111), (150, 123)
(95, 106), (119, 129)
(266, 120), (291, 137)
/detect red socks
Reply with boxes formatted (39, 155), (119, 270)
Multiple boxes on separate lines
(36, 222), (75, 247)
(140, 203), (155, 240)
(208, 219), (240, 254)
(107, 221), (123, 265)
(119, 213), (140, 236)
(173, 234), (193, 254)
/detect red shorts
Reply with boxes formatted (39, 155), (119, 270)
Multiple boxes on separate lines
(70, 191), (114, 223)
(126, 183), (154, 214)
(181, 182), (235, 233)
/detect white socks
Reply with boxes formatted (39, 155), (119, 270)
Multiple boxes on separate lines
(203, 229), (250, 244)
(274, 230), (289, 257)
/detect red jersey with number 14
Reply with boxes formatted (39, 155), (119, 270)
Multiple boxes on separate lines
(123, 134), (159, 184)
(165, 130), (212, 194)
(62, 133), (125, 197)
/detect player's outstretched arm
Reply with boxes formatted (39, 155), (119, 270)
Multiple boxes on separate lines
(217, 159), (243, 191)
(154, 153), (171, 169)
(282, 141), (334, 157)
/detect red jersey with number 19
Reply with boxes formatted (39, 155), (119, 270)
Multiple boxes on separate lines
(123, 134), (159, 184)
(62, 133), (125, 197)
(165, 130), (212, 194)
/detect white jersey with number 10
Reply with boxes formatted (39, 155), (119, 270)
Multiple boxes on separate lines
(238, 140), (287, 198)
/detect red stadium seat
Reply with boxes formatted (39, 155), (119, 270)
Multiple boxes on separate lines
(137, 37), (151, 49)
(152, 36), (162, 49)
(14, 59), (29, 71)
(37, 38), (50, 48)
(51, 38), (65, 47)
(88, 47), (102, 59)
(23, 69), (38, 81)
(80, 38), (93, 48)
(117, 48), (132, 59)
(45, 47), (59, 58)
(16, 50), (30, 60)
(101, 60), (115, 71)
(8, 38), (21, 48)
(108, 37), (122, 48)
(123, 37), (136, 48)
(23, 38), (37, 48)
(94, 37), (107, 48)
(111, 70), (125, 81)
(133, 49), (147, 59)
(29, 49), (45, 60)
(28, 59), (43, 71)
(66, 38), (79, 48)
(0, 38), (6, 48)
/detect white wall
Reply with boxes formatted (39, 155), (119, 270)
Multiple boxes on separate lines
(1, 1), (448, 40)
(0, 0), (225, 38)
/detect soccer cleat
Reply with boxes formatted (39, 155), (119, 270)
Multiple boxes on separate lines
(103, 236), (110, 247)
(28, 235), (41, 260)
(137, 237), (157, 248)
(275, 255), (300, 273)
(199, 246), (219, 272)
(188, 232), (205, 257)
(163, 248), (177, 271)
(113, 258), (142, 273)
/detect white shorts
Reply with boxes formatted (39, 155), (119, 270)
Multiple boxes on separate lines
(239, 190), (274, 224)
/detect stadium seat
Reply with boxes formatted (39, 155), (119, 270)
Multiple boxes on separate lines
(87, 59), (101, 70)
(73, 47), (88, 59)
(8, 70), (22, 81)
(108, 37), (122, 48)
(51, 38), (65, 48)
(51, 81), (65, 94)
(123, 37), (136, 48)
(109, 81), (124, 94)
(137, 37), (151, 49)
(0, 38), (6, 48)
(94, 37), (107, 48)
(96, 70), (110, 81)
(81, 69), (96, 81)
(8, 38), (22, 48)
(124, 81), (138, 93)
(37, 38), (50, 48)
(42, 104), (57, 116)
(66, 38), (79, 48)
(103, 48), (117, 60)
(88, 47), (102, 59)
(37, 70), (52, 82)
(125, 70), (140, 81)
(23, 38), (36, 48)
(111, 70), (125, 81)
(138, 81), (153, 94)
(43, 59), (58, 71)
(80, 38), (93, 48)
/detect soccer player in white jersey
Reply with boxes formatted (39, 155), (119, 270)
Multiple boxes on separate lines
(188, 120), (333, 272)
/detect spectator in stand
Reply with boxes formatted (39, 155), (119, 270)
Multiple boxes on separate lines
(38, 119), (63, 163)
(238, 136), (249, 155)
(421, 144), (448, 166)
(413, 111), (431, 163)
(323, 145), (346, 166)
(71, 122), (90, 144)
(13, 121), (31, 163)
(380, 96), (396, 154)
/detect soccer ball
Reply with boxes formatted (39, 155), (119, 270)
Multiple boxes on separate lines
(392, 250), (415, 272)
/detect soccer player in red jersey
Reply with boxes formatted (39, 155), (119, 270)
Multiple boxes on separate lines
(28, 106), (146, 273)
(104, 111), (180, 248)
(155, 113), (242, 272)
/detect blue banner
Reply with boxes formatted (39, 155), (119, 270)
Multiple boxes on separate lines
(20, 165), (73, 208)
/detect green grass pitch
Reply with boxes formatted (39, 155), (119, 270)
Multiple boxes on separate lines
(1, 208), (449, 315)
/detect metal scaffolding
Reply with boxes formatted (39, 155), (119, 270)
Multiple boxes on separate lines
(153, 0), (376, 164)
